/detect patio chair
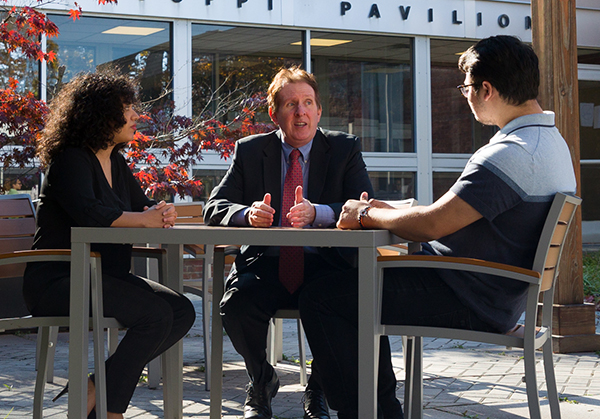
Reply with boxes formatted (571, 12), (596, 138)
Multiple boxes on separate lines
(376, 192), (581, 419)
(0, 193), (123, 419)
(8, 196), (169, 390)
(267, 309), (309, 385)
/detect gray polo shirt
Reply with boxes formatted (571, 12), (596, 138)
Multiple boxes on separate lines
(423, 111), (576, 332)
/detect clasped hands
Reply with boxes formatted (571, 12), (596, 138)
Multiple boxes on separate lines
(143, 201), (177, 228)
(247, 186), (315, 228)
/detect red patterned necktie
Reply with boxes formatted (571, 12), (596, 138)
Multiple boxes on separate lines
(279, 149), (304, 294)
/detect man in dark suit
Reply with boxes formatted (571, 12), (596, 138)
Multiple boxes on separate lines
(204, 67), (399, 419)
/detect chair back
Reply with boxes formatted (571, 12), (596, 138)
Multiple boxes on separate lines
(0, 194), (36, 317)
(530, 193), (581, 330)
(174, 201), (204, 224)
(531, 193), (581, 292)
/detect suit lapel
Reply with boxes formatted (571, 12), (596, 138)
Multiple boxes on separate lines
(307, 129), (331, 203)
(263, 131), (283, 224)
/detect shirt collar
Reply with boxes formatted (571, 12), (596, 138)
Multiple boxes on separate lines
(498, 111), (555, 136)
(281, 135), (313, 163)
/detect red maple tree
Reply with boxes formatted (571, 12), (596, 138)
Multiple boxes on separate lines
(1, 0), (274, 198)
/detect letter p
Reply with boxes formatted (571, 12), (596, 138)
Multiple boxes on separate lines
(341, 1), (352, 16)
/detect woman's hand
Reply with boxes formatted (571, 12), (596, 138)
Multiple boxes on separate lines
(143, 201), (177, 228)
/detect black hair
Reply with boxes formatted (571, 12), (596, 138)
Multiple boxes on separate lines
(38, 69), (138, 167)
(458, 35), (539, 106)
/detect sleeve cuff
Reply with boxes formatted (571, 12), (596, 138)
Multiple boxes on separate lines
(312, 204), (336, 228)
(230, 207), (250, 226)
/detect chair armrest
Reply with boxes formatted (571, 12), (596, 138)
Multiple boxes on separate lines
(377, 244), (408, 257)
(377, 254), (541, 285)
(0, 249), (101, 265)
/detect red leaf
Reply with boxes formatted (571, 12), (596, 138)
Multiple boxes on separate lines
(68, 9), (82, 21)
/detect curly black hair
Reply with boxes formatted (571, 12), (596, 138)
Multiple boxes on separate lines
(37, 70), (139, 167)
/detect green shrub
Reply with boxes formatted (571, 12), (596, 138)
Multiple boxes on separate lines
(583, 252), (600, 299)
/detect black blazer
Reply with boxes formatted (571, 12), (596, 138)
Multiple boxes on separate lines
(203, 128), (374, 271)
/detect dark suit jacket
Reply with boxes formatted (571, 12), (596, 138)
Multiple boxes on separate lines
(203, 128), (374, 272)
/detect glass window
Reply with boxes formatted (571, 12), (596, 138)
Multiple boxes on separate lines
(579, 78), (600, 221)
(192, 169), (227, 204)
(578, 48), (600, 65)
(0, 44), (39, 95)
(193, 171), (417, 204)
(192, 25), (302, 122)
(1, 168), (41, 200)
(0, 12), (40, 95)
(581, 165), (600, 221)
(432, 172), (461, 202)
(369, 171), (415, 201)
(46, 15), (171, 102)
(430, 39), (497, 154)
(310, 32), (413, 153)
(580, 80), (600, 161)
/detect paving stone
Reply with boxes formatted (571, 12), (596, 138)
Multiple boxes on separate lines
(1, 296), (599, 418)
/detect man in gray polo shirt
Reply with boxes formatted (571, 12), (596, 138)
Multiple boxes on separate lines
(298, 35), (577, 419)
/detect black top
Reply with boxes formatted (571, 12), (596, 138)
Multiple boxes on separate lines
(23, 146), (153, 310)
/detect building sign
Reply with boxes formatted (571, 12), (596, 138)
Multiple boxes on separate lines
(41, 0), (600, 45)
(339, 2), (531, 29)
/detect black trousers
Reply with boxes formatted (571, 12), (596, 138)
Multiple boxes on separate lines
(220, 253), (346, 387)
(29, 273), (196, 413)
(298, 266), (499, 419)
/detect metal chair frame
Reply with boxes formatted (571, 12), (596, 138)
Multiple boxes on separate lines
(376, 193), (581, 419)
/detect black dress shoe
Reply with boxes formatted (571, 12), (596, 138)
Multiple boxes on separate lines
(302, 388), (330, 419)
(244, 370), (280, 419)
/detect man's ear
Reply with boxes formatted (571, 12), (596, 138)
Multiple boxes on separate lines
(480, 81), (494, 101)
(268, 107), (278, 125)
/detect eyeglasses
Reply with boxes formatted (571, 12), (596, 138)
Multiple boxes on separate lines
(456, 83), (479, 97)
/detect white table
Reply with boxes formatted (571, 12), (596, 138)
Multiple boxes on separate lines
(70, 225), (407, 419)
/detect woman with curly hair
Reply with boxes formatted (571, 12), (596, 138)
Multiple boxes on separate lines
(23, 71), (196, 419)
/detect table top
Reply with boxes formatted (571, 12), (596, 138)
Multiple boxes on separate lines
(71, 225), (403, 248)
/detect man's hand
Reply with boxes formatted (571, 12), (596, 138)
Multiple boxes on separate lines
(286, 186), (316, 228)
(336, 192), (371, 230)
(247, 193), (275, 228)
(367, 198), (395, 209)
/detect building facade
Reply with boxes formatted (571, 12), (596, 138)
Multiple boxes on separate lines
(2, 0), (600, 241)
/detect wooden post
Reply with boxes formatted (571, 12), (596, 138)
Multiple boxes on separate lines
(532, 0), (600, 352)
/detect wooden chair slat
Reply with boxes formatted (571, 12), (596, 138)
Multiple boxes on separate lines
(0, 217), (36, 238)
(176, 217), (205, 224)
(541, 267), (557, 291)
(184, 244), (207, 255)
(550, 222), (568, 245)
(174, 203), (204, 218)
(559, 202), (576, 223)
(0, 237), (34, 254)
(544, 245), (561, 270)
(0, 197), (35, 218)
